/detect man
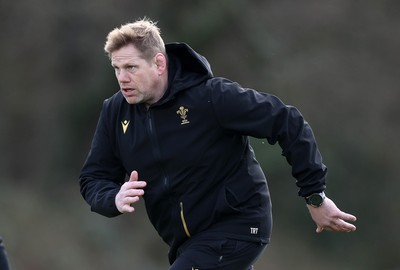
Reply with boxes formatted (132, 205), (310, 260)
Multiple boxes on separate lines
(0, 237), (10, 270)
(79, 18), (356, 269)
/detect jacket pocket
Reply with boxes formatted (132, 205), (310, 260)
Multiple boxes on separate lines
(180, 202), (191, 237)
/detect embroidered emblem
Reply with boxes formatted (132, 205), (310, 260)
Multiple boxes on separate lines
(121, 120), (130, 134)
(176, 106), (190, 125)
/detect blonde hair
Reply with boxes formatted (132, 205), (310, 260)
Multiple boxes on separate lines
(104, 18), (165, 61)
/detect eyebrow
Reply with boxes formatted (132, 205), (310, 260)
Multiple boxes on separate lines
(111, 62), (136, 68)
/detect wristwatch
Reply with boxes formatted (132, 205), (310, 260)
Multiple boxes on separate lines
(305, 192), (326, 207)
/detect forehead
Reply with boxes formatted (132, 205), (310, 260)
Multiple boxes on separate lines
(110, 44), (144, 65)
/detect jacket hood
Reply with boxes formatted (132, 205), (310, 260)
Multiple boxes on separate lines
(164, 43), (213, 97)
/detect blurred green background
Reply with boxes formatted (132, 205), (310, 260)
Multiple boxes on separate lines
(1, 0), (399, 269)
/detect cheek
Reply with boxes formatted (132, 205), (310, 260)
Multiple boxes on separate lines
(143, 71), (159, 87)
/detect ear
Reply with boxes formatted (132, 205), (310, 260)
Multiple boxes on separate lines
(154, 53), (167, 74)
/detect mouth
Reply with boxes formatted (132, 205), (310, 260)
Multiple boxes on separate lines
(121, 88), (136, 96)
(122, 87), (134, 92)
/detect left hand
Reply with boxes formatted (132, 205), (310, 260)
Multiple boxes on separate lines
(307, 197), (357, 233)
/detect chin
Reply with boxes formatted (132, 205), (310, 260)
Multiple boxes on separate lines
(124, 97), (138, 104)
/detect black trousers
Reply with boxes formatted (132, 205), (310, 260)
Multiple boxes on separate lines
(169, 232), (267, 270)
(0, 238), (10, 270)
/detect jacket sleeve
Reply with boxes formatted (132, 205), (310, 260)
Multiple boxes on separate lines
(209, 78), (327, 196)
(79, 100), (126, 217)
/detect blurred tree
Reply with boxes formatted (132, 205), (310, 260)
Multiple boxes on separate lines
(1, 0), (399, 269)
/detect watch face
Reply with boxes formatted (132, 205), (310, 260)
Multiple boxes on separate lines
(310, 194), (323, 206)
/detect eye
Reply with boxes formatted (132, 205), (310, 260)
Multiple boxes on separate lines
(127, 65), (136, 72)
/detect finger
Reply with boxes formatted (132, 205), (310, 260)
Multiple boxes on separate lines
(317, 225), (335, 233)
(125, 195), (140, 205)
(125, 189), (144, 197)
(127, 171), (147, 188)
(129, 171), (139, 182)
(119, 196), (141, 213)
(121, 204), (136, 213)
(124, 180), (147, 190)
(322, 219), (356, 232)
(337, 211), (357, 222)
(336, 219), (357, 232)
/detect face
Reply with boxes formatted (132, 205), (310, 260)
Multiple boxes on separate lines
(111, 44), (166, 106)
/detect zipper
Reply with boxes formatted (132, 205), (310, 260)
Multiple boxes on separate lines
(180, 202), (191, 237)
(146, 110), (170, 190)
(147, 108), (179, 238)
(146, 109), (176, 235)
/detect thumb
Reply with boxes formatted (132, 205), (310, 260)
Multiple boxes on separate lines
(129, 170), (138, 182)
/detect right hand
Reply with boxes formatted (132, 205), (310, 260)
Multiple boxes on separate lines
(307, 197), (357, 233)
(115, 171), (147, 213)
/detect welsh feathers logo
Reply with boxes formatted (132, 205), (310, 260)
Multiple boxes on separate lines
(176, 106), (190, 125)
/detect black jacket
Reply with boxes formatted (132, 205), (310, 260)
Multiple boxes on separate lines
(79, 43), (327, 263)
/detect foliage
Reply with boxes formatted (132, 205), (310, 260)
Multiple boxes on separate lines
(1, 1), (399, 269)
